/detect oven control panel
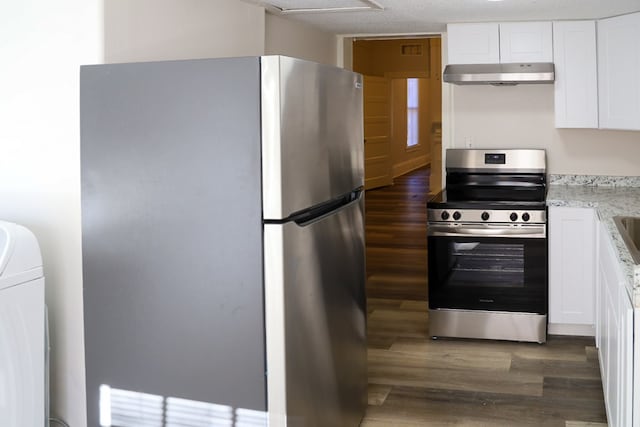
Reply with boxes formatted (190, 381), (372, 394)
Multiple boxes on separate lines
(428, 209), (546, 224)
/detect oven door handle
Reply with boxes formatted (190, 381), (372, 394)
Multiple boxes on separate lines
(428, 225), (546, 238)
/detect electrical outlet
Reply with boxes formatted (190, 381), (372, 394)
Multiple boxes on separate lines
(464, 136), (474, 148)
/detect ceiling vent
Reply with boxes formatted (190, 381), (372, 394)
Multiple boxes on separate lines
(401, 44), (423, 56)
(261, 0), (383, 14)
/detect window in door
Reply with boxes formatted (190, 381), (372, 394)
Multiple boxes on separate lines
(407, 78), (419, 148)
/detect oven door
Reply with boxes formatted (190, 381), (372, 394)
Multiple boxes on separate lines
(427, 223), (547, 314)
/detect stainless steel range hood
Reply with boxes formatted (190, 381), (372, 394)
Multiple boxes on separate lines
(443, 63), (555, 86)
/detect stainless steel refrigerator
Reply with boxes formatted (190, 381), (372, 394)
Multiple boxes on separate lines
(80, 56), (367, 427)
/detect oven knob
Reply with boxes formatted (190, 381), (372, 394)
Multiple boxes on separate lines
(453, 211), (461, 221)
(481, 211), (490, 221)
(510, 212), (518, 222)
(441, 211), (450, 220)
(522, 212), (530, 222)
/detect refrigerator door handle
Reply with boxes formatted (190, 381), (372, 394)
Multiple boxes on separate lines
(267, 187), (363, 227)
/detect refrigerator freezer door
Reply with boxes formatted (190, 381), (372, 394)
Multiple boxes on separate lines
(264, 196), (367, 427)
(261, 56), (364, 221)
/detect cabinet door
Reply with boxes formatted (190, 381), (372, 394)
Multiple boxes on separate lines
(600, 224), (619, 426)
(618, 288), (633, 427)
(499, 22), (553, 63)
(596, 230), (605, 351)
(447, 23), (499, 64)
(553, 21), (598, 128)
(605, 285), (620, 427)
(597, 249), (608, 384)
(598, 12), (640, 130)
(634, 308), (640, 427)
(548, 207), (596, 332)
(597, 221), (632, 427)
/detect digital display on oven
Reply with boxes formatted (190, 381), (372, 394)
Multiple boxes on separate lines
(485, 153), (506, 164)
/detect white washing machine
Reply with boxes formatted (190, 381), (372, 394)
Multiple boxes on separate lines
(0, 220), (45, 427)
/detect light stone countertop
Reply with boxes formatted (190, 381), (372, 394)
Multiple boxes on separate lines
(547, 183), (640, 308)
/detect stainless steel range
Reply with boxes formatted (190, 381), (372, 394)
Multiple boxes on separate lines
(426, 149), (548, 343)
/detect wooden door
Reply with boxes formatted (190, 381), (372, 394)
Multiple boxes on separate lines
(429, 37), (443, 195)
(363, 75), (392, 190)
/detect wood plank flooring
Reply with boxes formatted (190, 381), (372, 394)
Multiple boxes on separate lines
(365, 168), (429, 301)
(362, 167), (607, 426)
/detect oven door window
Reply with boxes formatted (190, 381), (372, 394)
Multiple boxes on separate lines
(428, 235), (547, 313)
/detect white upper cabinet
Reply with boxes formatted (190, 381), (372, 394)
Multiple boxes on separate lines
(598, 11), (640, 130)
(553, 21), (598, 128)
(499, 22), (553, 63)
(447, 22), (552, 65)
(447, 23), (499, 64)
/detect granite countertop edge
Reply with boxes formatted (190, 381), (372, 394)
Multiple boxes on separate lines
(547, 180), (640, 309)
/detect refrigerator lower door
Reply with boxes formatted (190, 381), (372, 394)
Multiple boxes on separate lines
(264, 197), (367, 427)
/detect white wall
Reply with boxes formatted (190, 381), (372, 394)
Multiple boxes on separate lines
(451, 85), (640, 175)
(265, 13), (337, 66)
(0, 1), (103, 426)
(1, 1), (269, 426)
(105, 0), (265, 63)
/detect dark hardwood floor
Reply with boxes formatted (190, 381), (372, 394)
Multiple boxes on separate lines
(365, 167), (429, 301)
(362, 166), (607, 427)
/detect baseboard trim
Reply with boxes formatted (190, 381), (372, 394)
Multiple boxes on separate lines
(392, 155), (429, 178)
(548, 323), (595, 337)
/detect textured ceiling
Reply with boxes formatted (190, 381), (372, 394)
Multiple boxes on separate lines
(241, 0), (640, 35)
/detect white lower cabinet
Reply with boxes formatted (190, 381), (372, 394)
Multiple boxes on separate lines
(550, 206), (636, 426)
(548, 207), (597, 335)
(596, 220), (633, 427)
(635, 309), (640, 427)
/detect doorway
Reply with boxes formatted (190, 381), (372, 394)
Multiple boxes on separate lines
(352, 37), (442, 194)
